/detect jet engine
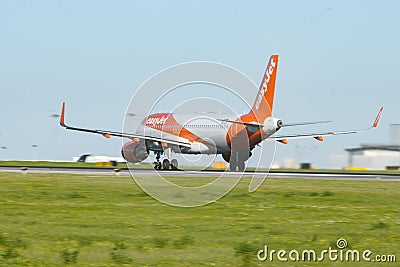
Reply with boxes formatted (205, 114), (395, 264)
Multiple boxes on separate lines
(121, 140), (149, 163)
(262, 117), (283, 135)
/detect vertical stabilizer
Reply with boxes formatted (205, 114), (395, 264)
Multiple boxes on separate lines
(251, 55), (279, 121)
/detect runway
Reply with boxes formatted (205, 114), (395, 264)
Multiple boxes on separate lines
(1, 166), (399, 181)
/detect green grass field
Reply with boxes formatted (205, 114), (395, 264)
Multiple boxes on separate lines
(0, 172), (399, 266)
(0, 160), (135, 169)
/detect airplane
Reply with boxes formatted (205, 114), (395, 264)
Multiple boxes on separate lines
(60, 55), (383, 171)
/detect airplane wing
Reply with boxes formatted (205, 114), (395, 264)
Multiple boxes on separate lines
(270, 107), (383, 143)
(59, 102), (192, 148)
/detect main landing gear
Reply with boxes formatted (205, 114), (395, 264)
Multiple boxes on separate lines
(228, 152), (247, 171)
(153, 151), (179, 170)
(229, 159), (246, 172)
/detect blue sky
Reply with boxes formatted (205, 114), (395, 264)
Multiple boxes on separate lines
(0, 1), (399, 168)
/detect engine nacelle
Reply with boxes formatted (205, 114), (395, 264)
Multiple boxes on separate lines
(262, 117), (283, 135)
(222, 150), (253, 163)
(121, 141), (149, 163)
(222, 153), (231, 163)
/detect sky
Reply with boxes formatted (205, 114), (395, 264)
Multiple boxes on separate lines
(0, 1), (399, 168)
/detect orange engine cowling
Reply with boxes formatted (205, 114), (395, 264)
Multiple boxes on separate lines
(121, 141), (149, 163)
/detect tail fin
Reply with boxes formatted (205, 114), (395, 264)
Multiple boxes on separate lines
(251, 55), (279, 122)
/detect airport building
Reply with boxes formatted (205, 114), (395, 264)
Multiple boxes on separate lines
(345, 144), (400, 170)
(341, 124), (400, 170)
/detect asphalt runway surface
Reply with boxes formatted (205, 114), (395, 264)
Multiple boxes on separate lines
(1, 166), (400, 181)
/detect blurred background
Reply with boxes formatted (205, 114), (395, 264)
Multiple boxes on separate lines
(0, 1), (399, 169)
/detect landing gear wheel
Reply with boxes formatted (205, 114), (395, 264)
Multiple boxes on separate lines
(170, 159), (178, 170)
(162, 159), (170, 170)
(154, 161), (161, 170)
(154, 151), (162, 170)
(238, 161), (245, 171)
(229, 161), (237, 171)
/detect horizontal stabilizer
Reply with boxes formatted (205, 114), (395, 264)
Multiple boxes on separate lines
(218, 119), (331, 128)
(282, 121), (332, 127)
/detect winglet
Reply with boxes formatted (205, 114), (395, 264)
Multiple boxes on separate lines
(372, 106), (383, 128)
(60, 102), (66, 127)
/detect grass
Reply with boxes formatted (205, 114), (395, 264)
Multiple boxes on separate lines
(267, 168), (400, 175)
(0, 172), (399, 266)
(227, 167), (400, 176)
(0, 160), (151, 169)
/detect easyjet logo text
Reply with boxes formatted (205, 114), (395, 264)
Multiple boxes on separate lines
(255, 57), (276, 110)
(145, 116), (167, 126)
